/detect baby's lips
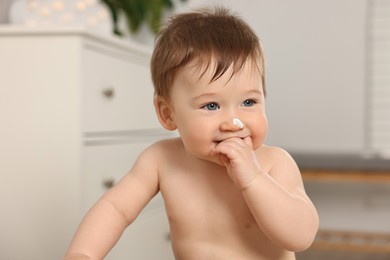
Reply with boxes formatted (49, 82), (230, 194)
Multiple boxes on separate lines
(215, 135), (246, 143)
(213, 136), (254, 150)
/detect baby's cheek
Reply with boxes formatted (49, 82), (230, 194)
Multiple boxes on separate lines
(251, 135), (266, 150)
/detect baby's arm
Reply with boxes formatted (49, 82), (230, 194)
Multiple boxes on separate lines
(214, 138), (319, 252)
(241, 148), (319, 251)
(63, 145), (160, 259)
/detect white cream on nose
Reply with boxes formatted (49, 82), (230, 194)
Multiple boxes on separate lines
(232, 118), (244, 129)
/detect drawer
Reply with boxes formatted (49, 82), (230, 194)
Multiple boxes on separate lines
(82, 47), (160, 132)
(82, 138), (165, 213)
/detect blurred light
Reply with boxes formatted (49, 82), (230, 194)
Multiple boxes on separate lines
(10, 0), (112, 34)
(40, 6), (51, 17)
(27, 0), (40, 11)
(86, 0), (97, 6)
(75, 1), (87, 11)
(52, 0), (64, 12)
(97, 8), (108, 20)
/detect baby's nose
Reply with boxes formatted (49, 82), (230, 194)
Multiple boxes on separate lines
(220, 118), (244, 131)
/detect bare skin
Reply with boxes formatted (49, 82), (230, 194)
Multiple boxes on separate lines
(143, 139), (301, 260)
(64, 61), (318, 260)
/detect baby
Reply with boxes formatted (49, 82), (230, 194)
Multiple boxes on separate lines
(64, 7), (319, 260)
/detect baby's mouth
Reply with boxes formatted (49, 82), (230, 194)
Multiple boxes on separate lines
(213, 140), (222, 145)
(214, 136), (246, 144)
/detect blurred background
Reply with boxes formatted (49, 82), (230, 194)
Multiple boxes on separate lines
(0, 0), (389, 259)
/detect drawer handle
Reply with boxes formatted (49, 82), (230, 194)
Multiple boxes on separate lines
(102, 87), (115, 99)
(103, 178), (115, 189)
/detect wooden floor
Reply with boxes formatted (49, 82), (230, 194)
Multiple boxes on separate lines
(299, 169), (390, 259)
(296, 250), (390, 260)
(301, 169), (390, 183)
(313, 229), (390, 252)
(296, 228), (390, 259)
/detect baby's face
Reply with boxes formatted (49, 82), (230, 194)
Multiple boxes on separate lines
(169, 60), (268, 164)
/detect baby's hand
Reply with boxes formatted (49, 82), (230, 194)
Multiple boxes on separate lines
(213, 137), (262, 189)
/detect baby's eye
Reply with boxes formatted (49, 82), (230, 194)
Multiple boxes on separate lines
(202, 102), (220, 111)
(242, 99), (257, 107)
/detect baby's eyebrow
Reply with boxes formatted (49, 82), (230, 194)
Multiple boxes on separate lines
(191, 92), (218, 102)
(247, 89), (263, 96)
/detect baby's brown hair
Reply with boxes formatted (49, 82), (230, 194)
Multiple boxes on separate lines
(151, 6), (265, 99)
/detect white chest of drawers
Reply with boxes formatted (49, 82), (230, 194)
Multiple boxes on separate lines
(0, 27), (174, 260)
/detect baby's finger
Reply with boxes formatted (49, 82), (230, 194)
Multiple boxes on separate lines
(243, 136), (253, 148)
(219, 154), (230, 166)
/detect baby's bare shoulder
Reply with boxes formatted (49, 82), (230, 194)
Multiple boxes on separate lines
(129, 137), (183, 178)
(255, 145), (295, 165)
(148, 137), (182, 152)
(256, 145), (301, 182)
(139, 137), (183, 161)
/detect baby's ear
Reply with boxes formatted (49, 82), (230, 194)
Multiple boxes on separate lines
(154, 95), (177, 131)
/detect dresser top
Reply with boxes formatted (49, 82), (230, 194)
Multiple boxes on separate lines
(0, 25), (153, 56)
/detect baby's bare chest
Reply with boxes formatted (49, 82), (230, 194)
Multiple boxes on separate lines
(157, 166), (293, 259)
(160, 168), (260, 237)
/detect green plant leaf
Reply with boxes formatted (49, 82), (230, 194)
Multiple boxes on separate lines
(101, 0), (188, 35)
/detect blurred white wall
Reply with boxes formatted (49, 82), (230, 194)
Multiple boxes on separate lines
(2, 0), (386, 156)
(191, 0), (368, 154)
